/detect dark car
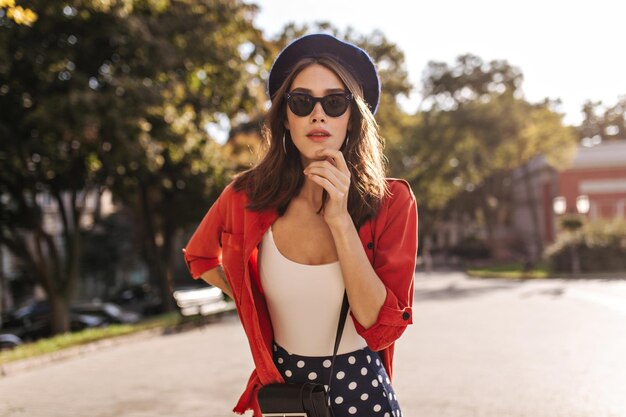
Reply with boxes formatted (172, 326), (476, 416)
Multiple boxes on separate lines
(70, 302), (141, 324)
(108, 284), (163, 317)
(0, 333), (23, 350)
(1, 300), (106, 342)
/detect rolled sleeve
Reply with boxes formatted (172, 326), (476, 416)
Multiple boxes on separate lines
(352, 180), (418, 351)
(182, 248), (222, 279)
(182, 187), (228, 279)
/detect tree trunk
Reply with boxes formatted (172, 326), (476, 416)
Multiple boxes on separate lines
(49, 294), (71, 335)
(521, 164), (544, 262)
(139, 183), (176, 313)
(476, 187), (497, 257)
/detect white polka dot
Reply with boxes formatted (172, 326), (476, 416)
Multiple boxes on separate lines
(273, 345), (277, 351)
(349, 406), (357, 415)
(378, 375), (384, 383)
(367, 355), (371, 363)
(372, 379), (379, 387)
(361, 393), (369, 401)
(348, 381), (357, 390)
(285, 370), (292, 377)
(361, 367), (368, 375)
(297, 360), (305, 368)
(335, 396), (344, 404)
(376, 358), (380, 366)
(323, 359), (332, 368)
(384, 413), (390, 417)
(383, 391), (387, 397)
(386, 377), (390, 384)
(308, 372), (317, 380)
(277, 357), (284, 364)
(348, 355), (356, 364)
(374, 404), (382, 412)
(336, 371), (345, 380)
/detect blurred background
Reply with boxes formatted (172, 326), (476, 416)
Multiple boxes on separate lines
(0, 1), (625, 415)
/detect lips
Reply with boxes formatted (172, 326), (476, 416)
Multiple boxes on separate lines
(306, 129), (331, 142)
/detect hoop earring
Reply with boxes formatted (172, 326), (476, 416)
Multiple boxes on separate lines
(282, 133), (287, 154)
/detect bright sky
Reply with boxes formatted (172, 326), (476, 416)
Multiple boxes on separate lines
(252, 0), (625, 126)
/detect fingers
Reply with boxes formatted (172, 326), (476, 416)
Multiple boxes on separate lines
(304, 148), (351, 202)
(305, 160), (350, 184)
(304, 165), (345, 190)
(313, 148), (350, 177)
(305, 171), (349, 200)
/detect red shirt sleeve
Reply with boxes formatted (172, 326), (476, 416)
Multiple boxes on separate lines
(182, 186), (229, 279)
(352, 180), (418, 351)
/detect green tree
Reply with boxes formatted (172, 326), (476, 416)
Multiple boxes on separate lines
(0, 0), (266, 333)
(578, 96), (626, 142)
(403, 54), (576, 257)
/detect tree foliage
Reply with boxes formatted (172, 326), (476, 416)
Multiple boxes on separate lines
(0, 0), (266, 332)
(401, 54), (576, 256)
(578, 96), (626, 143)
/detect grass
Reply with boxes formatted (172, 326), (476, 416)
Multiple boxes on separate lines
(466, 262), (551, 280)
(0, 312), (186, 365)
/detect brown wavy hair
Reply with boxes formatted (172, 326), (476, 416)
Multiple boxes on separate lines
(233, 55), (389, 229)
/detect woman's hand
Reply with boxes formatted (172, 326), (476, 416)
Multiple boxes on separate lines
(303, 148), (352, 229)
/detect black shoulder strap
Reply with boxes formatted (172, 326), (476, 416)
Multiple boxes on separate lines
(327, 291), (349, 389)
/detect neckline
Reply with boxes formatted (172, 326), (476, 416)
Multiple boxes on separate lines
(268, 226), (340, 268)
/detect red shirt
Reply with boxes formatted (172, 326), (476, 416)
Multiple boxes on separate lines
(183, 178), (418, 416)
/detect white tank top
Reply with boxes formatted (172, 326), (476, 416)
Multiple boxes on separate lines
(259, 226), (367, 356)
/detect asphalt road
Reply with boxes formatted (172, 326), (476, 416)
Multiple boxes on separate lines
(1, 271), (625, 417)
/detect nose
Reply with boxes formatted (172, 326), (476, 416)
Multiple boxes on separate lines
(309, 101), (327, 123)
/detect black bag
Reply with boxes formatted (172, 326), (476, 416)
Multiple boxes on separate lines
(257, 292), (349, 417)
(257, 383), (332, 417)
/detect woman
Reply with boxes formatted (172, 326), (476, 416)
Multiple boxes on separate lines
(183, 33), (417, 417)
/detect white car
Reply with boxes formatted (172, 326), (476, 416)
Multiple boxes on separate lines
(172, 285), (233, 317)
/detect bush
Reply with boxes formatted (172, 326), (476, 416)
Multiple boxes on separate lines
(544, 220), (626, 273)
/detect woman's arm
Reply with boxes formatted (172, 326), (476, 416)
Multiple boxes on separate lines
(330, 220), (387, 328)
(305, 148), (417, 349)
(200, 266), (234, 299)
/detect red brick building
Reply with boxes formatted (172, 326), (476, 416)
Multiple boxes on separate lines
(508, 140), (626, 260)
(556, 140), (626, 222)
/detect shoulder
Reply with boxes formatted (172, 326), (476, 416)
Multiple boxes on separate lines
(383, 178), (416, 207)
(367, 178), (416, 229)
(218, 180), (249, 206)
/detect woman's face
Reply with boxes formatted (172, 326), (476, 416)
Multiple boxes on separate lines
(284, 63), (351, 166)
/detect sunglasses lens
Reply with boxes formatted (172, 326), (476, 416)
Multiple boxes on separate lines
(286, 93), (351, 117)
(288, 94), (314, 116)
(322, 95), (349, 117)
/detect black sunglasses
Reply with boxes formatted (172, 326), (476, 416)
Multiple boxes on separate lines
(284, 92), (353, 117)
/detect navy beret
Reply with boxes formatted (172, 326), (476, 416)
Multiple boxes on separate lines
(268, 33), (381, 114)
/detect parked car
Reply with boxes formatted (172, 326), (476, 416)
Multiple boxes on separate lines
(0, 333), (23, 350)
(172, 284), (228, 317)
(1, 300), (107, 342)
(70, 302), (141, 324)
(108, 284), (163, 317)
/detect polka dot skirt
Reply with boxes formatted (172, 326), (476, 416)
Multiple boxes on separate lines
(272, 342), (402, 417)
